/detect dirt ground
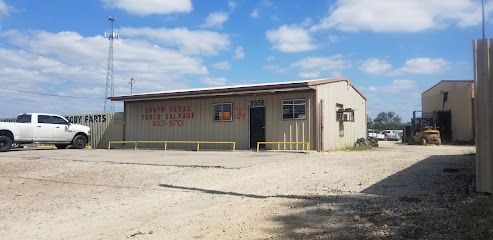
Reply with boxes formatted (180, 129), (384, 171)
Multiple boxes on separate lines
(0, 142), (480, 239)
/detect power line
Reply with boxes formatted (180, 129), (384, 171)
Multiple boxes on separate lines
(0, 39), (131, 83)
(0, 87), (105, 99)
(0, 39), (133, 100)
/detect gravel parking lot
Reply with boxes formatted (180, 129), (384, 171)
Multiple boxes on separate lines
(0, 142), (477, 239)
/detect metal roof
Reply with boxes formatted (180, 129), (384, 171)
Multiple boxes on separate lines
(109, 76), (366, 102)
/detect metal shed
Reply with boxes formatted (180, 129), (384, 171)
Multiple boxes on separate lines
(421, 80), (475, 143)
(109, 77), (367, 151)
(473, 39), (493, 194)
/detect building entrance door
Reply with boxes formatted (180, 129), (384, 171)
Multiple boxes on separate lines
(250, 107), (266, 148)
(437, 110), (452, 142)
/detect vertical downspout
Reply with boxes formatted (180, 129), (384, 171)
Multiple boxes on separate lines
(123, 101), (127, 142)
(365, 98), (368, 140)
(308, 97), (311, 151)
(320, 99), (324, 151)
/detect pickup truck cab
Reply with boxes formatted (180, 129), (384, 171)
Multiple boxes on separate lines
(0, 113), (91, 152)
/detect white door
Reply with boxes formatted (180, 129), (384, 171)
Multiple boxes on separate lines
(50, 116), (73, 142)
(33, 115), (54, 141)
(15, 114), (34, 141)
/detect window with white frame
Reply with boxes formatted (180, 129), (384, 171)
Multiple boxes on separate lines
(213, 103), (233, 121)
(282, 99), (306, 119)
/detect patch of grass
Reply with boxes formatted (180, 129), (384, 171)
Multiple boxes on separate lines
(343, 145), (372, 151)
(459, 195), (493, 240)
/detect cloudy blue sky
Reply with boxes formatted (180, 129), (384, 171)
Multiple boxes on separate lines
(0, 0), (487, 120)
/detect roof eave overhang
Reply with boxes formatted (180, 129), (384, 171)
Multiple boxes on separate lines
(110, 86), (315, 102)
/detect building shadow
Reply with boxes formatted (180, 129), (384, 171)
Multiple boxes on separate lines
(96, 113), (124, 148)
(159, 184), (353, 202)
(160, 153), (476, 239)
(267, 153), (475, 239)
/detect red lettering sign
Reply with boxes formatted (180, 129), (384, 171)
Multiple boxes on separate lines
(234, 107), (246, 120)
(143, 104), (196, 127)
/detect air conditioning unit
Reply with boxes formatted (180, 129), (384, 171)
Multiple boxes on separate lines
(336, 108), (355, 122)
(336, 112), (344, 122)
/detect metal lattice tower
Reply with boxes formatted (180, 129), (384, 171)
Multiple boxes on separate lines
(104, 16), (118, 113)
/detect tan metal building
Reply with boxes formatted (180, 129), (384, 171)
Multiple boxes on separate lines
(421, 80), (475, 143)
(473, 39), (493, 194)
(109, 77), (367, 151)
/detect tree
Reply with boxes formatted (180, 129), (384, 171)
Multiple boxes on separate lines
(367, 115), (374, 128)
(370, 111), (403, 130)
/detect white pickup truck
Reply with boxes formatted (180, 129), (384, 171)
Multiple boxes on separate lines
(0, 113), (91, 152)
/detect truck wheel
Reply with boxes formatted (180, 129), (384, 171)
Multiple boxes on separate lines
(72, 135), (87, 149)
(420, 138), (427, 146)
(436, 138), (442, 146)
(0, 136), (12, 152)
(55, 144), (69, 149)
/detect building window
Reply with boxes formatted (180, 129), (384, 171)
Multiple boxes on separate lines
(282, 99), (306, 119)
(38, 115), (51, 124)
(51, 116), (69, 125)
(213, 103), (233, 121)
(38, 115), (69, 125)
(16, 114), (32, 123)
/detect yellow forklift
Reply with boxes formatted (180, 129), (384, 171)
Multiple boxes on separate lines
(405, 111), (442, 145)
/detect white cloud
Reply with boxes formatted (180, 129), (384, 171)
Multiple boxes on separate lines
(202, 11), (229, 28)
(201, 76), (227, 86)
(264, 64), (286, 74)
(291, 55), (350, 74)
(266, 25), (316, 53)
(312, 0), (493, 32)
(234, 46), (245, 59)
(327, 35), (339, 44)
(0, 0), (10, 16)
(359, 58), (393, 75)
(102, 0), (192, 16)
(300, 18), (314, 28)
(366, 80), (418, 94)
(365, 79), (423, 121)
(390, 79), (418, 92)
(212, 61), (231, 71)
(250, 9), (259, 19)
(263, 0), (273, 7)
(298, 71), (321, 79)
(0, 29), (208, 115)
(394, 58), (449, 75)
(359, 57), (449, 75)
(228, 0), (237, 10)
(119, 27), (230, 56)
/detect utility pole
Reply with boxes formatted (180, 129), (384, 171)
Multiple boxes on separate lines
(130, 78), (135, 94)
(104, 16), (119, 113)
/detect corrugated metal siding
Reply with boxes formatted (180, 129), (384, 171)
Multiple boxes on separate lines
(0, 118), (15, 122)
(473, 39), (493, 193)
(124, 91), (315, 150)
(316, 81), (367, 150)
(65, 112), (124, 148)
(421, 81), (474, 142)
